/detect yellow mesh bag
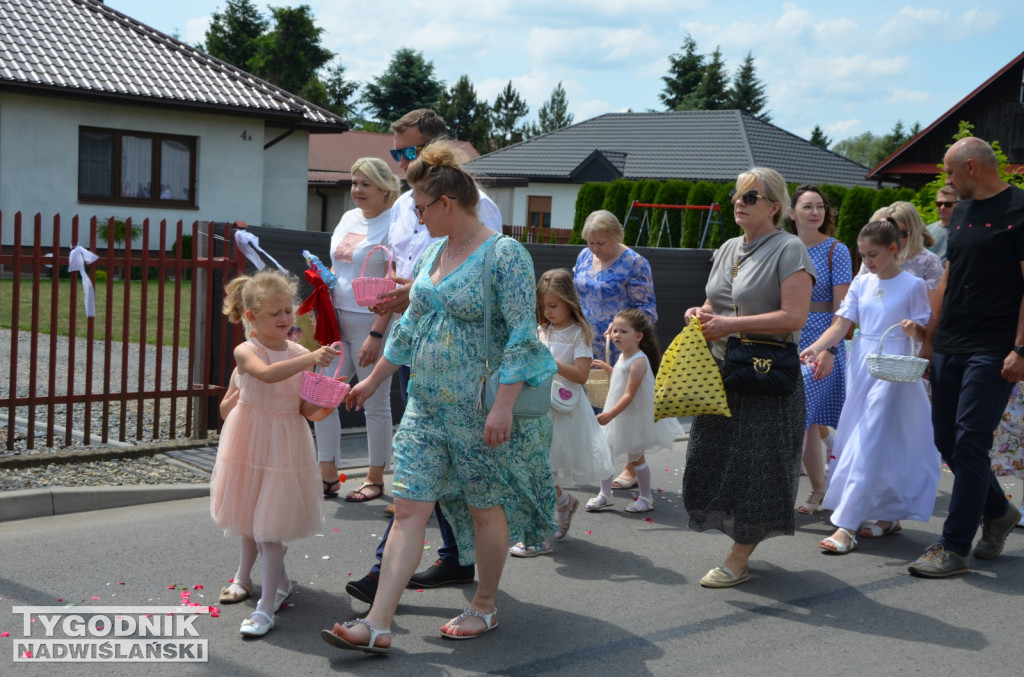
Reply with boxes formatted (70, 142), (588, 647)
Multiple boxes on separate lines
(654, 318), (731, 420)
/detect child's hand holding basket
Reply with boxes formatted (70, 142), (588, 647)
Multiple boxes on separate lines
(301, 342), (350, 408)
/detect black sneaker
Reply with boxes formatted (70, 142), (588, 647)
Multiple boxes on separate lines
(345, 573), (378, 605)
(973, 502), (1022, 560)
(407, 558), (475, 588)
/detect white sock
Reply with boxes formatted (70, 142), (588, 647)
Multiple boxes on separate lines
(634, 463), (653, 503)
(823, 431), (835, 451)
(556, 490), (571, 510)
(599, 477), (614, 500)
(232, 537), (258, 589)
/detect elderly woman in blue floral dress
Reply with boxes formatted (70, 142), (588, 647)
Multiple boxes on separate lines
(321, 141), (557, 655)
(573, 209), (657, 488)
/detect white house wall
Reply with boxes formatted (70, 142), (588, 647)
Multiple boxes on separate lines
(261, 127), (310, 229)
(0, 93), (309, 247)
(508, 183), (581, 230)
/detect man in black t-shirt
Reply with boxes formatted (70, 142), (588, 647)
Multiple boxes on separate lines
(908, 137), (1024, 578)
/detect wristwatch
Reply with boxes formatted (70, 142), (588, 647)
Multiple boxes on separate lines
(826, 345), (838, 355)
(1014, 345), (1024, 357)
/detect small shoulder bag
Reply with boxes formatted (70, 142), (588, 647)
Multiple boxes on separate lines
(478, 237), (552, 418)
(721, 252), (800, 396)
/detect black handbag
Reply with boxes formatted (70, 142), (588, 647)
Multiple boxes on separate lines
(722, 245), (799, 396)
(722, 335), (799, 396)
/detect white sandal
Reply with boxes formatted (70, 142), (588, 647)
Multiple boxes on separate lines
(440, 607), (498, 640)
(819, 527), (858, 554)
(585, 495), (614, 512)
(509, 541), (552, 558)
(239, 610), (274, 637)
(274, 581), (293, 612)
(320, 618), (391, 655)
(625, 496), (654, 513)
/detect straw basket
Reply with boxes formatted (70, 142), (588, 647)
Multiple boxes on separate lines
(300, 342), (350, 407)
(352, 245), (397, 307)
(584, 336), (612, 407)
(866, 323), (929, 383)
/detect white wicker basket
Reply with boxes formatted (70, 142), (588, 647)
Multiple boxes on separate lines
(866, 323), (929, 383)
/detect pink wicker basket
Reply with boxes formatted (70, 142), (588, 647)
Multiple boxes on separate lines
(300, 342), (350, 407)
(352, 245), (397, 306)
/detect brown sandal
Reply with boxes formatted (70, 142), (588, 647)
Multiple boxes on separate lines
(345, 482), (384, 503)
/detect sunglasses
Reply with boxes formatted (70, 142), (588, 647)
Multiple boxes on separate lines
(390, 145), (424, 162)
(935, 201), (958, 208)
(729, 189), (768, 206)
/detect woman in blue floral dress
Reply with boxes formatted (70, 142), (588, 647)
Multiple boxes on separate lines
(322, 142), (557, 655)
(573, 209), (658, 488)
(789, 186), (851, 514)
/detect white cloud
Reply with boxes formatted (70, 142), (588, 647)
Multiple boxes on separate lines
(183, 17), (209, 46)
(827, 119), (864, 136)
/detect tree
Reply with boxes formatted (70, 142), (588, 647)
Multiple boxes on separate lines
(660, 35), (705, 111)
(436, 75), (492, 153)
(728, 52), (770, 121)
(528, 82), (574, 137)
(203, 0), (266, 70)
(691, 47), (730, 110)
(490, 81), (530, 149)
(809, 125), (832, 149)
(247, 6), (333, 97)
(836, 186), (876, 252)
(363, 48), (444, 126)
(320, 62), (360, 119)
(832, 131), (881, 167)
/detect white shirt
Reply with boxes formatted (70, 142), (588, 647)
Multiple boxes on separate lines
(389, 188), (503, 279)
(328, 207), (392, 313)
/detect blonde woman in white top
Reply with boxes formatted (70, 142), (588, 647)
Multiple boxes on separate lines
(314, 157), (400, 501)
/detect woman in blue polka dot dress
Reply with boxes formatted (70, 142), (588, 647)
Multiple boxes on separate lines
(789, 186), (851, 514)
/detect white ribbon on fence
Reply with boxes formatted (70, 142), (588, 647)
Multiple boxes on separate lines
(67, 245), (100, 317)
(234, 230), (288, 273)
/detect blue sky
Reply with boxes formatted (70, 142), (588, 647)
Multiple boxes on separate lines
(106, 0), (1023, 143)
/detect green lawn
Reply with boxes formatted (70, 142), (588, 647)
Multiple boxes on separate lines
(0, 279), (193, 346)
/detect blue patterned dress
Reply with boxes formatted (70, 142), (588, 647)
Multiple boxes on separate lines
(383, 234), (558, 564)
(573, 247), (657, 363)
(799, 238), (851, 428)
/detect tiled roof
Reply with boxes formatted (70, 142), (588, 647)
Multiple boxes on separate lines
(308, 131), (480, 184)
(468, 110), (877, 188)
(0, 0), (347, 131)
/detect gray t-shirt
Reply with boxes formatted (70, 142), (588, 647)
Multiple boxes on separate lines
(705, 230), (816, 358)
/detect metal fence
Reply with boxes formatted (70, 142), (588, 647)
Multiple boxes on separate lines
(0, 212), (244, 452)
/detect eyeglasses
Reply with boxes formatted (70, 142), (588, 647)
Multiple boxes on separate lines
(390, 145), (423, 162)
(729, 189), (768, 206)
(412, 195), (456, 218)
(935, 201), (958, 208)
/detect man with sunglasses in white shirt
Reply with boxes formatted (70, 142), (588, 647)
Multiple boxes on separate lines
(345, 109), (502, 605)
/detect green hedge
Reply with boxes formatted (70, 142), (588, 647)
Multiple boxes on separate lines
(650, 180), (691, 247)
(571, 183), (608, 244)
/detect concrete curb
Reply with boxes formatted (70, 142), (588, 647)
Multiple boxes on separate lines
(0, 484), (211, 523)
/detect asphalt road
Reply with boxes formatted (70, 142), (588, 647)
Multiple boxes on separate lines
(1, 435), (1022, 677)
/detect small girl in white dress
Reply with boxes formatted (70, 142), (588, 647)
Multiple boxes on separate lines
(586, 309), (681, 514)
(800, 220), (940, 554)
(510, 270), (614, 557)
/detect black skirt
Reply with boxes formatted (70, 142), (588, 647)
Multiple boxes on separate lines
(683, 364), (805, 544)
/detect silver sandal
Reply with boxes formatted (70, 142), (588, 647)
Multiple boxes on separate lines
(320, 617), (390, 655)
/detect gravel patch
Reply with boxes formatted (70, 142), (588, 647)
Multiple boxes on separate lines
(0, 455), (210, 492)
(1, 328), (211, 456)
